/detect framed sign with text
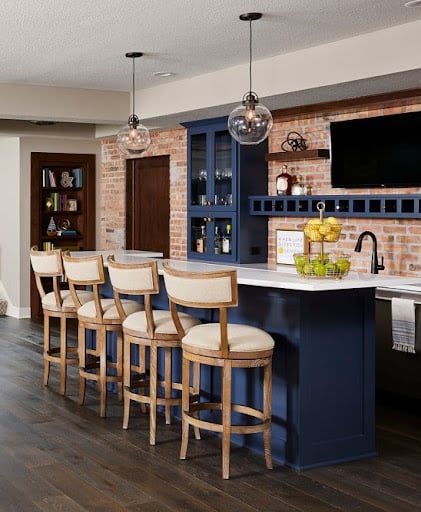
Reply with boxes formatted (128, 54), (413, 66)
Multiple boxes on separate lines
(276, 229), (306, 265)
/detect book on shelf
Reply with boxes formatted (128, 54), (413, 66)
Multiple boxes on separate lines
(47, 193), (77, 212)
(42, 241), (55, 251)
(58, 229), (78, 237)
(72, 168), (83, 188)
(48, 169), (57, 187)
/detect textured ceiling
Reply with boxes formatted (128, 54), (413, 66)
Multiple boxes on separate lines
(1, 0), (420, 92)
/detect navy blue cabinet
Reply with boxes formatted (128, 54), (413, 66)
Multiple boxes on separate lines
(184, 116), (268, 263)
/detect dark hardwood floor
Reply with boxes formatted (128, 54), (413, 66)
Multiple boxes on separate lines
(1, 316), (420, 512)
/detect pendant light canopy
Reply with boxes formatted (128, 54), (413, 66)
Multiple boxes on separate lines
(117, 52), (151, 156)
(228, 13), (273, 145)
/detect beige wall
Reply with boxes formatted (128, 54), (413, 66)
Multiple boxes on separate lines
(0, 137), (21, 315)
(0, 136), (101, 317)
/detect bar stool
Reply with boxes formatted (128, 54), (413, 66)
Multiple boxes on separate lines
(107, 256), (201, 445)
(62, 252), (143, 417)
(162, 261), (274, 479)
(29, 246), (93, 395)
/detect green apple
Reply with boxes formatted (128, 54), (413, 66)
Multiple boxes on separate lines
(313, 262), (326, 277)
(336, 258), (350, 274)
(325, 262), (338, 275)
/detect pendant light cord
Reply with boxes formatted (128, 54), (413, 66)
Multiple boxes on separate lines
(248, 17), (253, 94)
(132, 56), (136, 116)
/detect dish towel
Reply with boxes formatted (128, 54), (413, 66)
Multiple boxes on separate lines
(391, 297), (416, 354)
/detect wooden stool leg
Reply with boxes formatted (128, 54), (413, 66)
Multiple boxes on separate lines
(78, 323), (87, 406)
(116, 331), (123, 401)
(43, 314), (50, 387)
(123, 336), (131, 429)
(149, 343), (158, 445)
(221, 360), (232, 480)
(99, 328), (107, 418)
(263, 359), (273, 470)
(164, 347), (172, 425)
(180, 355), (190, 460)
(139, 345), (147, 414)
(192, 361), (201, 440)
(59, 316), (67, 396)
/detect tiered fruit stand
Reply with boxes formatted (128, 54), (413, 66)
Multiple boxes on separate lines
(294, 202), (351, 279)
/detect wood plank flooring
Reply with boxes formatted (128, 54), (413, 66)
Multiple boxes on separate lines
(0, 316), (420, 511)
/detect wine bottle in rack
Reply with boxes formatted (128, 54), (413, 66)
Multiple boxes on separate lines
(214, 226), (222, 254)
(222, 224), (232, 254)
(196, 225), (207, 253)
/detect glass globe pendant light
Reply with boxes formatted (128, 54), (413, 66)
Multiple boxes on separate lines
(117, 52), (151, 156)
(228, 13), (273, 145)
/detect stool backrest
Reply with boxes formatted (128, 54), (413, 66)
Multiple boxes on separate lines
(162, 261), (238, 308)
(62, 253), (105, 313)
(162, 261), (238, 356)
(107, 255), (158, 325)
(30, 246), (64, 307)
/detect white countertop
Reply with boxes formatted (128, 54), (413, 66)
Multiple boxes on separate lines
(158, 260), (420, 291)
(70, 249), (164, 262)
(72, 251), (419, 292)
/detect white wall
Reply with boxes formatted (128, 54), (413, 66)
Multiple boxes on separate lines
(0, 137), (21, 316)
(0, 135), (101, 318)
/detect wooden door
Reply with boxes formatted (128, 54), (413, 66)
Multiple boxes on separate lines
(126, 155), (170, 257)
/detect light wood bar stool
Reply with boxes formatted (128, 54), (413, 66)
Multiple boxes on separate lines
(62, 252), (143, 417)
(162, 261), (274, 479)
(30, 247), (94, 395)
(107, 256), (201, 445)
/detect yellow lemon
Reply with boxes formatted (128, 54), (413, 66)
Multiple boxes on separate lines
(326, 216), (339, 224)
(319, 223), (332, 235)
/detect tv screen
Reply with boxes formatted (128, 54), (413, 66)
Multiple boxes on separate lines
(330, 111), (421, 188)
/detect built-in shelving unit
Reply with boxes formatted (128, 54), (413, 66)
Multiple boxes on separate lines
(249, 194), (421, 219)
(30, 152), (96, 317)
(265, 148), (330, 162)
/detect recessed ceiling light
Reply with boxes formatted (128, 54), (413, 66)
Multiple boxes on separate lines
(153, 71), (176, 77)
(404, 0), (421, 7)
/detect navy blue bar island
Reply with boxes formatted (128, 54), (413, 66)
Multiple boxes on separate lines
(82, 252), (418, 471)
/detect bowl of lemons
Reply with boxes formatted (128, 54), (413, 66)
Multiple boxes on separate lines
(294, 252), (351, 279)
(303, 216), (342, 243)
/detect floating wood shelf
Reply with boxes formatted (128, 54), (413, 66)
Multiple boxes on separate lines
(265, 149), (330, 162)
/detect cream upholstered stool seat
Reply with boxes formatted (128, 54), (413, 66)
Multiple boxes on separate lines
(30, 247), (93, 395)
(107, 255), (201, 445)
(162, 261), (274, 479)
(62, 252), (143, 418)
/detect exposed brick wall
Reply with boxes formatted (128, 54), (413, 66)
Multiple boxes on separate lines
(268, 95), (421, 276)
(100, 93), (421, 276)
(100, 129), (188, 258)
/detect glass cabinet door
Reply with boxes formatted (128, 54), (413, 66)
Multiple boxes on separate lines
(190, 133), (207, 206)
(214, 130), (233, 207)
(189, 127), (234, 209)
(189, 214), (235, 261)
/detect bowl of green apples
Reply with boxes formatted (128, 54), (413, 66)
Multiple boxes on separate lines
(294, 253), (351, 279)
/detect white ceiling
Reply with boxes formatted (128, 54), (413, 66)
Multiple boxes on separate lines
(1, 0), (421, 128)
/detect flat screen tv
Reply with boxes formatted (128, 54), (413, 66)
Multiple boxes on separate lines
(330, 110), (421, 188)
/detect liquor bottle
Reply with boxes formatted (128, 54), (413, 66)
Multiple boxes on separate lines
(291, 175), (306, 195)
(214, 226), (222, 254)
(196, 225), (206, 253)
(222, 224), (232, 254)
(276, 165), (292, 195)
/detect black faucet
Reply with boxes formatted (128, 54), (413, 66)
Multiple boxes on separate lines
(354, 231), (385, 274)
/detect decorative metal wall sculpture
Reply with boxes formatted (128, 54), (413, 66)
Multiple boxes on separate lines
(281, 131), (307, 152)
